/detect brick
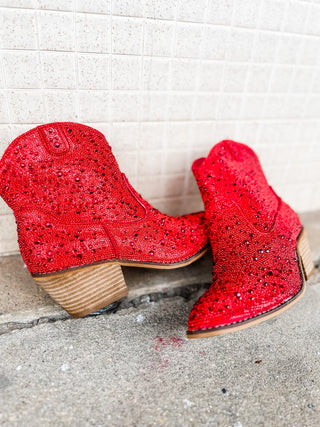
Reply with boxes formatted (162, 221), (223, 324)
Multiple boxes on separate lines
(142, 58), (170, 91)
(0, 9), (37, 49)
(112, 56), (140, 90)
(233, 0), (260, 28)
(3, 52), (41, 89)
(37, 0), (73, 10)
(204, 27), (229, 60)
(76, 0), (110, 14)
(44, 91), (77, 122)
(78, 54), (110, 90)
(171, 59), (197, 91)
(78, 90), (110, 122)
(41, 52), (76, 89)
(112, 0), (144, 17)
(144, 20), (175, 57)
(175, 22), (203, 58)
(39, 11), (75, 51)
(112, 17), (143, 55)
(259, 0), (285, 31)
(207, 0), (234, 25)
(144, 0), (176, 20)
(177, 0), (206, 23)
(7, 90), (46, 123)
(111, 93), (140, 122)
(76, 13), (111, 53)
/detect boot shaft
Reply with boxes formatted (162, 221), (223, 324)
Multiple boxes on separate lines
(0, 122), (145, 223)
(192, 140), (280, 234)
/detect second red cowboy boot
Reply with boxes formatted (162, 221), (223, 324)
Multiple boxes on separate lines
(0, 122), (208, 317)
(187, 140), (314, 338)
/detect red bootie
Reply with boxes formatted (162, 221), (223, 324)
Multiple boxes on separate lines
(188, 140), (314, 338)
(0, 122), (208, 317)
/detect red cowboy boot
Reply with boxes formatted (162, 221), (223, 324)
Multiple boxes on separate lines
(187, 140), (314, 338)
(0, 122), (208, 317)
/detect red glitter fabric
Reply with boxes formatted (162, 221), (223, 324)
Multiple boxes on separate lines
(0, 122), (208, 275)
(188, 140), (304, 333)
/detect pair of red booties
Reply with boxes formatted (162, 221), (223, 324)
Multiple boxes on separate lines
(0, 123), (314, 338)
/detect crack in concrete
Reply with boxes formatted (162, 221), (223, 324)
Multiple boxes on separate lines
(0, 282), (210, 336)
(1, 261), (319, 337)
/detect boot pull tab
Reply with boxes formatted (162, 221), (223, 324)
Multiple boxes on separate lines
(38, 124), (71, 155)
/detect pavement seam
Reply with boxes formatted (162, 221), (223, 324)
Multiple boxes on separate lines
(1, 264), (319, 337)
(0, 281), (211, 336)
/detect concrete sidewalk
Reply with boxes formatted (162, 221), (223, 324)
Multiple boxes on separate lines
(1, 271), (320, 427)
(0, 211), (319, 426)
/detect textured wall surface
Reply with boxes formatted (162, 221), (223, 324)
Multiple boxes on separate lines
(0, 0), (320, 255)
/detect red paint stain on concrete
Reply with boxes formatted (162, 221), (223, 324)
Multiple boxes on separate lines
(154, 336), (184, 351)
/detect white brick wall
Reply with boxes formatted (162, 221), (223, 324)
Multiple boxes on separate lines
(0, 0), (320, 255)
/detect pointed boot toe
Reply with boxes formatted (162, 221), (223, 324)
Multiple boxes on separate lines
(187, 140), (314, 339)
(0, 122), (208, 317)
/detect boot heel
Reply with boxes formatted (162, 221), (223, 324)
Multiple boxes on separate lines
(297, 229), (315, 281)
(33, 263), (128, 318)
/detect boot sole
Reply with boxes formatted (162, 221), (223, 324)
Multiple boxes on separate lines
(187, 228), (315, 339)
(33, 246), (208, 318)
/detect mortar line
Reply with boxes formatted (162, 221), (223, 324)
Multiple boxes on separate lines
(1, 4), (320, 38)
(73, 2), (80, 121)
(0, 53), (13, 141)
(35, 7), (48, 123)
(184, 0), (211, 202)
